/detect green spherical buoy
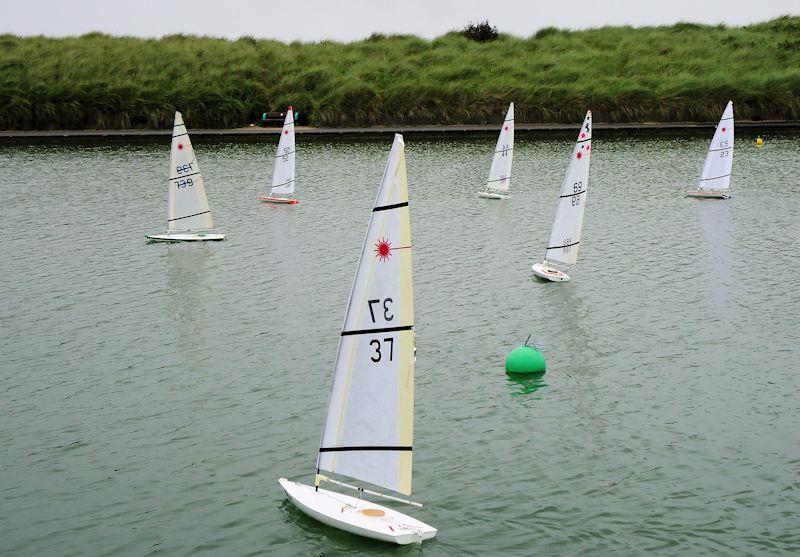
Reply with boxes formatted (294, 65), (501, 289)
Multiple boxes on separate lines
(505, 345), (546, 375)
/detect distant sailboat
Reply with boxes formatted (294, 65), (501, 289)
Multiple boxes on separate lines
(280, 134), (437, 545)
(146, 111), (225, 242)
(686, 101), (733, 199)
(259, 107), (298, 204)
(531, 110), (592, 282)
(478, 102), (514, 199)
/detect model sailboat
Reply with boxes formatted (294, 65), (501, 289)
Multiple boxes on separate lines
(478, 102), (514, 199)
(686, 101), (733, 199)
(146, 111), (224, 242)
(259, 107), (298, 204)
(531, 110), (592, 282)
(279, 134), (436, 545)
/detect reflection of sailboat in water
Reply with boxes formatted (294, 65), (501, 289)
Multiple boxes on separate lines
(694, 199), (733, 309)
(165, 245), (218, 365)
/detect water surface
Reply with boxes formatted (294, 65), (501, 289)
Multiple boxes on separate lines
(1, 132), (798, 555)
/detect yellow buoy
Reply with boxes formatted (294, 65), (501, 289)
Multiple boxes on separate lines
(755, 136), (764, 147)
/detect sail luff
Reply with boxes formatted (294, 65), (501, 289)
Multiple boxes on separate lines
(271, 108), (296, 195)
(316, 134), (414, 496)
(167, 111), (214, 232)
(486, 103), (514, 192)
(698, 101), (734, 191)
(544, 110), (592, 265)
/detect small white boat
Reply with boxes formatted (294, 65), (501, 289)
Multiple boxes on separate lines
(477, 102), (514, 199)
(146, 112), (224, 242)
(259, 107), (298, 204)
(686, 101), (733, 199)
(280, 134), (436, 545)
(279, 479), (436, 545)
(531, 110), (592, 282)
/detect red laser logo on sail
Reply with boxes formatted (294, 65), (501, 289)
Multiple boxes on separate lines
(374, 238), (392, 261)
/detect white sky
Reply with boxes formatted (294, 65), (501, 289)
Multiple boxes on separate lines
(1, 0), (797, 41)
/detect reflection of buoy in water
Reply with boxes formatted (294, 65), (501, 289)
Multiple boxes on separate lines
(505, 335), (546, 375)
(755, 136), (764, 147)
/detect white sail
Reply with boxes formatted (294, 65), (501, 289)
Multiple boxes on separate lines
(698, 101), (733, 191)
(271, 107), (296, 195)
(317, 134), (415, 496)
(486, 102), (514, 192)
(167, 112), (214, 232)
(544, 110), (592, 266)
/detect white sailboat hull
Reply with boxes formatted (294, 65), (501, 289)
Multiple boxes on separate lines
(477, 190), (508, 200)
(258, 195), (299, 204)
(532, 261), (570, 282)
(684, 189), (730, 199)
(279, 478), (436, 545)
(146, 231), (225, 242)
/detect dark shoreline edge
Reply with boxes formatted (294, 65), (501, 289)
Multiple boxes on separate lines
(1, 120), (799, 140)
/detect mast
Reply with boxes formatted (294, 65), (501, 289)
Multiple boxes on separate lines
(543, 110), (592, 265)
(698, 101), (734, 191)
(167, 112), (214, 232)
(486, 103), (514, 192)
(271, 107), (296, 196)
(316, 134), (415, 497)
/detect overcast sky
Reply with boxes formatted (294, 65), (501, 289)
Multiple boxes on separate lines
(2, 0), (797, 41)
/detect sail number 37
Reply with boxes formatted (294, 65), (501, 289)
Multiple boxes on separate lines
(368, 298), (394, 362)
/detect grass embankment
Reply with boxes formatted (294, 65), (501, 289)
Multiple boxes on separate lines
(1, 17), (799, 130)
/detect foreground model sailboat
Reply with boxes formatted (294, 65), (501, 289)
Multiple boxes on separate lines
(686, 101), (734, 199)
(478, 102), (514, 199)
(259, 107), (298, 204)
(280, 134), (436, 545)
(531, 110), (592, 282)
(146, 112), (224, 242)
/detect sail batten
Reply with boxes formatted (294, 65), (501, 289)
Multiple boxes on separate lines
(485, 103), (514, 192)
(698, 101), (734, 191)
(167, 112), (214, 232)
(544, 110), (592, 265)
(270, 108), (296, 195)
(317, 134), (415, 496)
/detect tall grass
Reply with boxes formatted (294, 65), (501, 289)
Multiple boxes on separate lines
(1, 17), (799, 129)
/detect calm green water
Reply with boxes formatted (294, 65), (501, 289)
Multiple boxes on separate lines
(1, 132), (799, 556)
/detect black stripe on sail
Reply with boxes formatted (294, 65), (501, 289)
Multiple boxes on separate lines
(172, 132), (189, 139)
(341, 325), (413, 336)
(169, 210), (210, 222)
(276, 150), (296, 158)
(273, 178), (295, 188)
(560, 190), (586, 198)
(494, 148), (514, 153)
(547, 240), (580, 250)
(169, 171), (201, 181)
(719, 116), (734, 121)
(708, 147), (731, 152)
(504, 118), (514, 122)
(319, 446), (412, 453)
(700, 173), (731, 181)
(373, 201), (408, 212)
(576, 137), (591, 144)
(487, 177), (510, 184)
